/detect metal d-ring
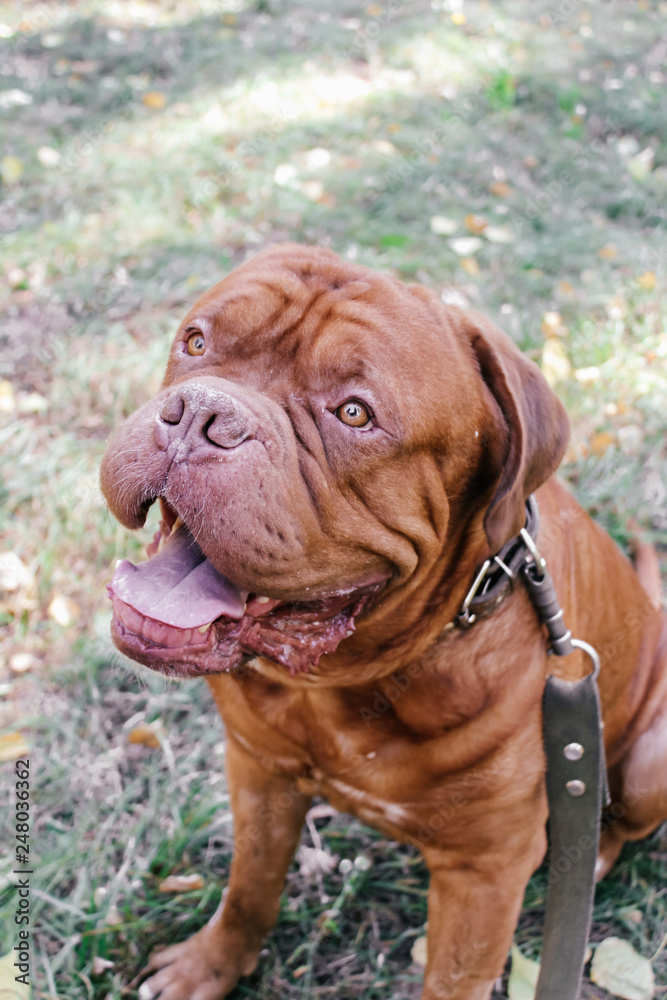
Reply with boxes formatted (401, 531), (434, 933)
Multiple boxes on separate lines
(569, 637), (601, 681)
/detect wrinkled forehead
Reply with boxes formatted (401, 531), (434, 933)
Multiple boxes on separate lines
(173, 248), (479, 426)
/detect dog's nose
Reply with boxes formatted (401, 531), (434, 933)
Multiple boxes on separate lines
(155, 381), (253, 455)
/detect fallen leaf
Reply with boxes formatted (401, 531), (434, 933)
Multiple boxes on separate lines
(9, 653), (37, 674)
(508, 945), (540, 1000)
(411, 935), (428, 967)
(523, 155), (539, 168)
(591, 431), (616, 456)
(484, 225), (515, 244)
(590, 937), (655, 1000)
(366, 4), (383, 14)
(41, 32), (65, 47)
(557, 279), (575, 296)
(598, 243), (618, 260)
(0, 950), (30, 998)
(0, 380), (15, 412)
(37, 146), (61, 167)
(0, 732), (31, 762)
(541, 338), (571, 386)
(627, 148), (654, 182)
(449, 237), (483, 256)
(142, 91), (167, 110)
(430, 215), (458, 235)
(460, 256), (480, 277)
(0, 156), (24, 185)
(0, 552), (29, 592)
(127, 721), (165, 749)
(293, 965), (309, 979)
(92, 956), (115, 975)
(48, 594), (79, 627)
(451, 11), (466, 23)
(541, 311), (568, 337)
(159, 874), (205, 893)
(574, 366), (600, 384)
(489, 180), (512, 197)
(297, 845), (338, 878)
(301, 180), (324, 201)
(387, 123), (402, 133)
(636, 271), (656, 291)
(464, 213), (488, 234)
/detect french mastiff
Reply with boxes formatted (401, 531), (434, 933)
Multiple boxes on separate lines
(100, 244), (667, 1000)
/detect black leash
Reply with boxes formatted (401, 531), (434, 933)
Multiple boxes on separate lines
(456, 497), (608, 1000)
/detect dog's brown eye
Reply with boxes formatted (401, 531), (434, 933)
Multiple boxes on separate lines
(186, 331), (206, 355)
(336, 399), (371, 428)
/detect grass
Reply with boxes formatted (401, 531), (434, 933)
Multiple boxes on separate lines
(0, 0), (665, 997)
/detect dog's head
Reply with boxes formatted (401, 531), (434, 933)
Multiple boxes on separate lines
(100, 244), (568, 680)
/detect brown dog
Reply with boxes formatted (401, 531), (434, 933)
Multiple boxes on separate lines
(100, 244), (667, 1000)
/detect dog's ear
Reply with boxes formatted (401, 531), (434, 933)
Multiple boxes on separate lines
(462, 311), (570, 552)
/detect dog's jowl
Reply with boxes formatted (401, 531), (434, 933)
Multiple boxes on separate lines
(101, 244), (667, 1000)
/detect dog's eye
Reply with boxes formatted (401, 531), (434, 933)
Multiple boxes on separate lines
(186, 331), (206, 356)
(335, 399), (372, 428)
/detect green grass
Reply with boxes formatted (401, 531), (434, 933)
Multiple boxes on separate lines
(0, 0), (666, 997)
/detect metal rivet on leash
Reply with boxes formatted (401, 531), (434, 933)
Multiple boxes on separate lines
(563, 742), (584, 760)
(566, 779), (587, 797)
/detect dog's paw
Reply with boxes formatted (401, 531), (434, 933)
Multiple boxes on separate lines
(136, 926), (255, 1000)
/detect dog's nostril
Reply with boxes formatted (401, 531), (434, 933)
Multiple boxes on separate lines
(160, 396), (185, 424)
(205, 413), (249, 448)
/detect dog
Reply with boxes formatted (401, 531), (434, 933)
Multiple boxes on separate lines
(100, 244), (667, 1000)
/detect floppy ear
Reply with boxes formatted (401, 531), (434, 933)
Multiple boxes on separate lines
(461, 311), (570, 552)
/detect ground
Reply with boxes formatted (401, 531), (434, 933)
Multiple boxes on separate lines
(0, 1), (665, 998)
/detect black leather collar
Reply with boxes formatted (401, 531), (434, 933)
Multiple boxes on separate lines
(454, 495), (540, 629)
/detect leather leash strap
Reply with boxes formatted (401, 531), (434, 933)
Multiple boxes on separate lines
(522, 534), (608, 1000)
(455, 499), (608, 999)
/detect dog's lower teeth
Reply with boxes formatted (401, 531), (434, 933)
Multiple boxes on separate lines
(256, 596), (270, 604)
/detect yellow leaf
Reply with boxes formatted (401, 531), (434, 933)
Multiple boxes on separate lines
(636, 271), (656, 291)
(387, 123), (401, 133)
(541, 311), (568, 337)
(451, 11), (466, 23)
(159, 873), (205, 893)
(0, 949), (30, 998)
(411, 935), (428, 967)
(0, 732), (31, 762)
(557, 280), (575, 296)
(0, 156), (24, 185)
(460, 256), (480, 277)
(508, 945), (540, 1000)
(464, 213), (488, 234)
(0, 380), (15, 413)
(598, 243), (618, 259)
(222, 12), (237, 23)
(142, 91), (167, 110)
(366, 4), (383, 14)
(590, 937), (655, 1000)
(541, 338), (571, 386)
(489, 180), (512, 197)
(591, 431), (616, 457)
(127, 721), (165, 749)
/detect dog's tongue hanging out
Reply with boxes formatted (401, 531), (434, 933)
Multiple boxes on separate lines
(107, 522), (377, 675)
(111, 523), (249, 629)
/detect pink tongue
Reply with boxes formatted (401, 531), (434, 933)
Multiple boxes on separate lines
(110, 523), (248, 628)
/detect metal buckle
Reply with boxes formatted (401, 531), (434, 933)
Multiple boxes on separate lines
(520, 526), (546, 578)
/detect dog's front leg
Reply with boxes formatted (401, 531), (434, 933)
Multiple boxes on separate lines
(420, 834), (546, 1000)
(138, 736), (311, 1000)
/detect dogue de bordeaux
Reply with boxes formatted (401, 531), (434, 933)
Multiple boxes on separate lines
(100, 243), (667, 1000)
